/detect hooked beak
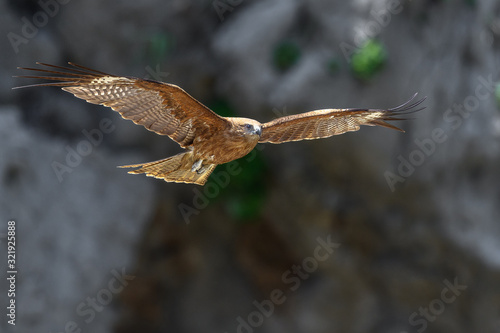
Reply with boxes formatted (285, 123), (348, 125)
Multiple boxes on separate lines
(254, 126), (262, 136)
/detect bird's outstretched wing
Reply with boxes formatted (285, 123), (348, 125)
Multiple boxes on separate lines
(259, 94), (426, 144)
(14, 62), (229, 148)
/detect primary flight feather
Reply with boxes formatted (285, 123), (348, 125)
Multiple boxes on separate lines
(15, 62), (425, 185)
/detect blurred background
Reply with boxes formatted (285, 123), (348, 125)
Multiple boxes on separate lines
(2, 0), (500, 332)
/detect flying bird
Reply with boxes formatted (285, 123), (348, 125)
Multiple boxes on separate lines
(15, 63), (425, 185)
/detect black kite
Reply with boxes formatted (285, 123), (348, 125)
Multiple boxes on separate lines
(15, 63), (425, 185)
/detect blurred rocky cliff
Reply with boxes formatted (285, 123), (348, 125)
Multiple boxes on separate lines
(2, 0), (500, 332)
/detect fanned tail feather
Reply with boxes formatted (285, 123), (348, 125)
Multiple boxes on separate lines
(118, 152), (217, 186)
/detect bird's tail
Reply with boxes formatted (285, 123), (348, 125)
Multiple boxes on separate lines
(118, 152), (217, 186)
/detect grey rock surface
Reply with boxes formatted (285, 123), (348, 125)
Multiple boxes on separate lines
(0, 108), (155, 333)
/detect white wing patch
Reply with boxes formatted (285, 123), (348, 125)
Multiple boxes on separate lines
(90, 76), (134, 85)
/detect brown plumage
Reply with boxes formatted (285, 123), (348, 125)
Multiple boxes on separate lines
(14, 62), (426, 185)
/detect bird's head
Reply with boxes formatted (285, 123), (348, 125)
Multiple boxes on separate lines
(232, 118), (262, 137)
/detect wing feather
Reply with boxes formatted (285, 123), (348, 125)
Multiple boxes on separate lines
(15, 62), (229, 148)
(259, 94), (426, 144)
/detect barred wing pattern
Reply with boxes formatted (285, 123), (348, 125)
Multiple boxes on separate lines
(259, 94), (425, 144)
(15, 62), (229, 148)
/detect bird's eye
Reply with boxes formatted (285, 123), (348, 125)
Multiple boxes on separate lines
(244, 124), (253, 130)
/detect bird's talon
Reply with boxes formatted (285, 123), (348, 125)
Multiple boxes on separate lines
(191, 159), (203, 172)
